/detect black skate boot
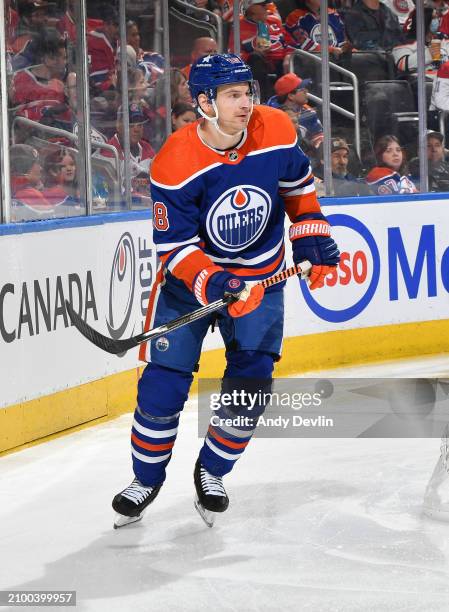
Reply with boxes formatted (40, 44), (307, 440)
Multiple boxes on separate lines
(112, 478), (162, 529)
(194, 459), (229, 527)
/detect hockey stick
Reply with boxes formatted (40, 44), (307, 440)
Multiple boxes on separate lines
(65, 260), (312, 355)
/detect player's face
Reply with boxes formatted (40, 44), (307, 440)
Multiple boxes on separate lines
(382, 142), (403, 171)
(427, 137), (444, 162)
(215, 83), (252, 134)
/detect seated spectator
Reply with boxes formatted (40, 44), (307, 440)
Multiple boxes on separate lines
(366, 134), (418, 194)
(87, 5), (119, 94)
(344, 0), (405, 51)
(228, 0), (291, 101)
(267, 73), (324, 148)
(431, 0), (449, 39)
(171, 68), (193, 106)
(42, 148), (80, 207)
(284, 0), (351, 59)
(10, 144), (51, 220)
(392, 8), (433, 74)
(11, 30), (71, 129)
(329, 138), (371, 196)
(171, 102), (197, 131)
(409, 130), (449, 192)
(11, 0), (48, 55)
(181, 37), (218, 80)
(101, 104), (155, 201)
(126, 20), (144, 62)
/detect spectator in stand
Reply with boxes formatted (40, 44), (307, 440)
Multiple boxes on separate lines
(216, 1), (280, 22)
(284, 0), (351, 60)
(344, 0), (405, 51)
(266, 73), (324, 149)
(87, 5), (119, 94)
(392, 8), (433, 74)
(329, 138), (371, 196)
(432, 0), (449, 39)
(11, 0), (48, 55)
(181, 37), (218, 80)
(409, 130), (449, 192)
(10, 29), (71, 129)
(102, 103), (155, 202)
(171, 68), (193, 106)
(10, 144), (51, 220)
(366, 134), (418, 195)
(382, 0), (415, 26)
(127, 20), (144, 62)
(430, 58), (449, 111)
(42, 148), (80, 207)
(228, 0), (291, 101)
(171, 102), (197, 131)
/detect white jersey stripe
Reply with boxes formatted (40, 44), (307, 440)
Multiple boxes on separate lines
(156, 236), (200, 252)
(132, 419), (178, 439)
(285, 183), (316, 197)
(205, 437), (243, 461)
(131, 448), (171, 463)
(279, 166), (312, 188)
(167, 245), (200, 272)
(151, 162), (223, 190)
(246, 138), (297, 157)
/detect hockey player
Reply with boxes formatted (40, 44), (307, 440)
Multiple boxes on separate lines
(112, 53), (340, 528)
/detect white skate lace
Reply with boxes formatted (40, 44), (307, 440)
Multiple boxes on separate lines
(121, 478), (154, 505)
(200, 468), (226, 497)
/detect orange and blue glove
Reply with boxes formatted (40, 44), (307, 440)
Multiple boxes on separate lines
(290, 213), (340, 290)
(192, 268), (264, 317)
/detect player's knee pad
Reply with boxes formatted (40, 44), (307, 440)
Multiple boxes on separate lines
(137, 363), (193, 417)
(224, 350), (275, 380)
(221, 350), (274, 420)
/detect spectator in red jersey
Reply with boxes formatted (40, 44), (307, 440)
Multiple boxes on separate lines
(42, 148), (80, 207)
(366, 134), (418, 195)
(102, 104), (155, 201)
(87, 5), (119, 94)
(181, 37), (218, 80)
(10, 144), (52, 220)
(171, 102), (197, 131)
(228, 0), (291, 101)
(11, 0), (49, 55)
(10, 30), (71, 128)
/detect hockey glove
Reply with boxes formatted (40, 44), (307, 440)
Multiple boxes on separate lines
(290, 213), (340, 290)
(193, 268), (264, 318)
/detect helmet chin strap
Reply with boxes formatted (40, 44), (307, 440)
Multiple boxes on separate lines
(197, 96), (254, 139)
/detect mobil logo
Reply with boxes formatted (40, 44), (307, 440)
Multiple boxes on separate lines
(300, 213), (380, 322)
(206, 185), (271, 251)
(107, 232), (136, 340)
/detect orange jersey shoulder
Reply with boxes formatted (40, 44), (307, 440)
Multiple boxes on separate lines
(151, 106), (297, 188)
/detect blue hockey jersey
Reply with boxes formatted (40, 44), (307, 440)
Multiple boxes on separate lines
(149, 105), (321, 292)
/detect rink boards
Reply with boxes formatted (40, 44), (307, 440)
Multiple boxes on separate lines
(1, 195), (449, 452)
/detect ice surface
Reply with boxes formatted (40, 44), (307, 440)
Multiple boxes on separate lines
(1, 355), (449, 611)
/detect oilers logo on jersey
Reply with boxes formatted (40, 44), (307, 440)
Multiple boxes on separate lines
(206, 185), (271, 251)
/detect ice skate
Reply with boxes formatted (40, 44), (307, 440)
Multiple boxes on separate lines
(112, 478), (162, 529)
(423, 426), (449, 521)
(194, 459), (229, 528)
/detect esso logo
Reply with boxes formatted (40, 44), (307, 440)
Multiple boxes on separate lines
(206, 185), (271, 252)
(301, 214), (381, 322)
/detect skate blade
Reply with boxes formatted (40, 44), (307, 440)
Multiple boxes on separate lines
(423, 505), (449, 522)
(194, 497), (215, 528)
(113, 511), (144, 529)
